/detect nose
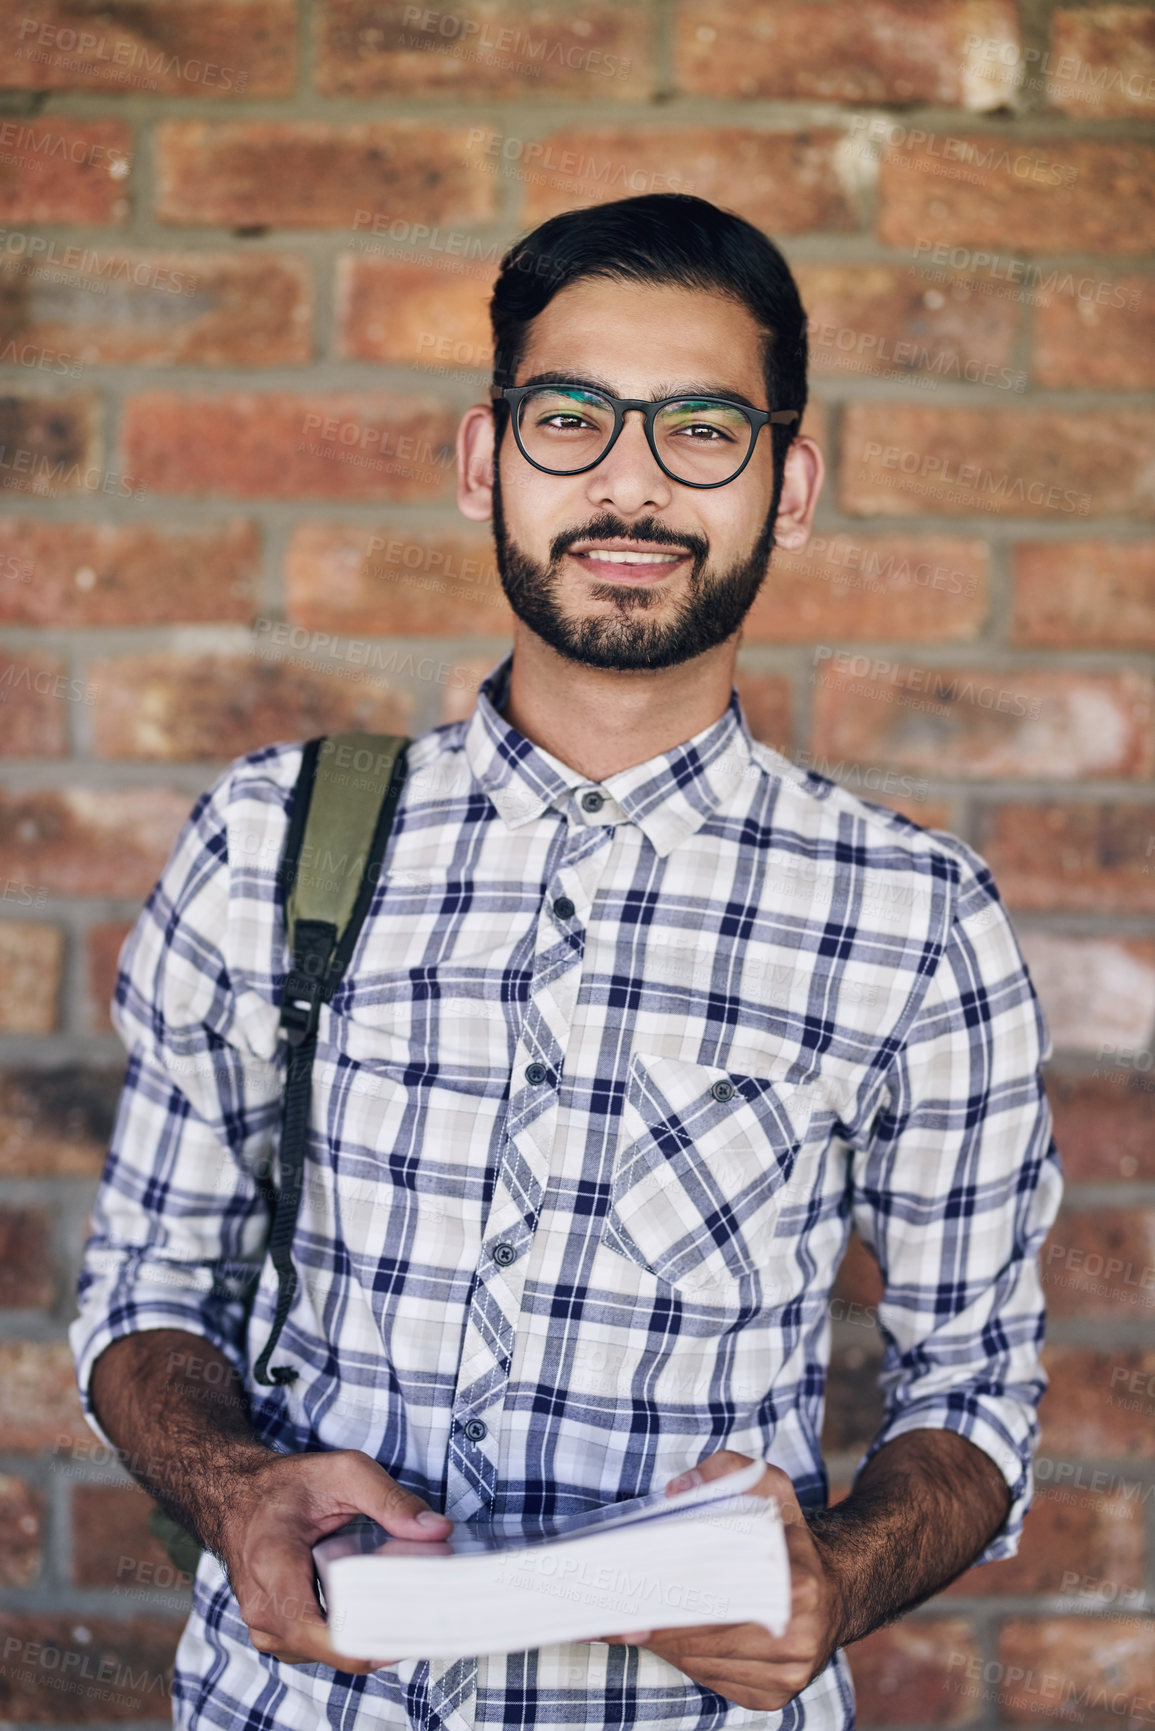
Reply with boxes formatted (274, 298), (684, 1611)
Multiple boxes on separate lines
(584, 407), (674, 514)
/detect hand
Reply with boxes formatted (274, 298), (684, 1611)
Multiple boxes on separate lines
(218, 1448), (453, 1672)
(602, 1450), (845, 1712)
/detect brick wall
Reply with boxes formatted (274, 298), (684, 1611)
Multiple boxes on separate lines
(1, 1), (1153, 1722)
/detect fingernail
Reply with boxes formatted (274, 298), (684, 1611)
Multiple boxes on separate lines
(668, 1469), (702, 1494)
(416, 1510), (447, 1528)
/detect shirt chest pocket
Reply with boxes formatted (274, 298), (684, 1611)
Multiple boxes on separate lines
(604, 1053), (821, 1298)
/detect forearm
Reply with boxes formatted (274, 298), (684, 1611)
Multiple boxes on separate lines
(806, 1429), (1012, 1650)
(89, 1328), (277, 1559)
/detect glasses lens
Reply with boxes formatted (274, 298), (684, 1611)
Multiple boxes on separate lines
(516, 387), (615, 473)
(654, 399), (754, 484)
(514, 387), (756, 484)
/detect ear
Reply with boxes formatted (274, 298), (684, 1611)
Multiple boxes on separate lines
(772, 435), (825, 552)
(457, 404), (496, 523)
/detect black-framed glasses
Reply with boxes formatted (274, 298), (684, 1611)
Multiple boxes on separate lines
(491, 382), (800, 490)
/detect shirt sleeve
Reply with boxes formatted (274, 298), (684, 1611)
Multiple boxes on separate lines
(847, 840), (1064, 1564)
(69, 751), (295, 1449)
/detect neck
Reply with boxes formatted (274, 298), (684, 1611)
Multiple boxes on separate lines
(499, 625), (738, 781)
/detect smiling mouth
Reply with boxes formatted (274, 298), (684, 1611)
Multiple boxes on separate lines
(568, 545), (692, 582)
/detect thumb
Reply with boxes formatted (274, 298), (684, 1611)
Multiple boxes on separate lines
(331, 1453), (453, 1540)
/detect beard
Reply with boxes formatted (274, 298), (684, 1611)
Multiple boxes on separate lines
(490, 461), (777, 673)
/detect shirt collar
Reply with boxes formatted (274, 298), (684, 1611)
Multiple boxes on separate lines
(463, 653), (760, 858)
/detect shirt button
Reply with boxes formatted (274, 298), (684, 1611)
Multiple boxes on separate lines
(492, 1241), (516, 1267)
(581, 790), (605, 814)
(711, 1078), (736, 1103)
(525, 1061), (548, 1085)
(553, 896), (576, 920)
(463, 1419), (488, 1443)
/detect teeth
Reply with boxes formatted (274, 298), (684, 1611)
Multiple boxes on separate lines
(578, 549), (679, 564)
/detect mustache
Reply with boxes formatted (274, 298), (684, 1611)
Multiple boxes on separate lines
(549, 515), (709, 564)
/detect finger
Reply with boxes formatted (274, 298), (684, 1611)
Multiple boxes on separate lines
(665, 1450), (754, 1495)
(324, 1453), (453, 1540)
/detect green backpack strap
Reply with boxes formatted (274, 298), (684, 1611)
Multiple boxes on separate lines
(253, 731), (410, 1387)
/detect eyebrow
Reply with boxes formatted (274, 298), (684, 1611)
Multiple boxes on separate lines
(518, 370), (764, 411)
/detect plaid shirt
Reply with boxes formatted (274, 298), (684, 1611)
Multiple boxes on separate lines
(72, 653), (1062, 1731)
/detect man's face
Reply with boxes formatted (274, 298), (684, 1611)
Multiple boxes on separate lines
(490, 279), (781, 673)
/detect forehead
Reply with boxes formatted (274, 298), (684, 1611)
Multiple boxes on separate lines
(516, 278), (767, 399)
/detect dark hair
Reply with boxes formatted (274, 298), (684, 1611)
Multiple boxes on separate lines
(488, 192), (808, 481)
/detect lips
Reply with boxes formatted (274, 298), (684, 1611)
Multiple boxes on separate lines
(568, 543), (692, 583)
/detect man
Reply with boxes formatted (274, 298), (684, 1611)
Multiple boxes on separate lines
(73, 192), (1062, 1729)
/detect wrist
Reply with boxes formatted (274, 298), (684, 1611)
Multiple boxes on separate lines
(803, 1511), (855, 1655)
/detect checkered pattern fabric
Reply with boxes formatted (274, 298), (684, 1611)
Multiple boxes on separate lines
(72, 653), (1062, 1731)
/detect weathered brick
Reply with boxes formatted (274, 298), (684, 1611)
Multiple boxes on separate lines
(811, 663), (1154, 781)
(1041, 1347), (1155, 1458)
(796, 262), (1020, 389)
(749, 535), (988, 643)
(520, 129), (859, 234)
(0, 1341), (86, 1449)
(285, 522), (512, 635)
(155, 120), (498, 229)
(841, 404), (1155, 520)
(1048, 5), (1155, 117)
(0, 117), (131, 225)
(73, 1482), (189, 1591)
(0, 520), (259, 625)
(0, 1474), (43, 1587)
(89, 651), (414, 761)
(1017, 934), (1155, 1055)
(86, 920), (133, 1033)
(0, 651), (69, 757)
(1011, 541), (1155, 648)
(847, 1618), (981, 1725)
(0, 1207), (54, 1308)
(1047, 1073), (1155, 1183)
(972, 802), (1155, 914)
(945, 1481), (1146, 1597)
(121, 391), (458, 502)
(733, 670), (793, 755)
(0, 923), (63, 1033)
(0, 1063), (121, 1178)
(1033, 279), (1155, 388)
(831, 1230), (884, 1309)
(0, 251), (312, 367)
(677, 0), (1017, 107)
(877, 138), (1155, 254)
(0, 787), (189, 896)
(317, 0), (652, 98)
(0, 393), (100, 501)
(0, 1612), (182, 1719)
(821, 1340), (885, 1455)
(1042, 1208), (1155, 1320)
(997, 1618), (1155, 1721)
(336, 256), (495, 367)
(0, 1), (297, 96)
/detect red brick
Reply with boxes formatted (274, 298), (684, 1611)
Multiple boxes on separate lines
(847, 1617), (981, 1724)
(317, 0), (652, 98)
(121, 391), (458, 502)
(810, 663), (1154, 781)
(1016, 934), (1155, 1056)
(0, 1208), (54, 1308)
(677, 0), (1017, 106)
(0, 1474), (43, 1587)
(877, 138), (1155, 255)
(1048, 6), (1155, 117)
(821, 1340), (886, 1454)
(89, 651), (414, 761)
(1040, 1347), (1155, 1459)
(0, 651), (69, 757)
(521, 129), (859, 234)
(72, 1483), (189, 1590)
(336, 256), (495, 367)
(841, 405), (1155, 520)
(0, 251), (312, 367)
(0, 1064), (121, 1178)
(0, 393), (99, 502)
(155, 120), (498, 229)
(831, 1231), (884, 1311)
(0, 923), (63, 1033)
(1047, 1073), (1155, 1183)
(1011, 541), (1155, 648)
(0, 521), (259, 625)
(973, 802), (1155, 914)
(0, 1613), (181, 1719)
(734, 670), (793, 755)
(285, 522), (512, 636)
(1042, 1209), (1155, 1319)
(749, 535), (988, 643)
(0, 1), (296, 95)
(0, 787), (189, 897)
(796, 262), (1020, 389)
(86, 921), (133, 1034)
(0, 118), (131, 225)
(997, 1618), (1155, 1722)
(0, 1341), (86, 1449)
(1033, 278), (1155, 388)
(945, 1481), (1146, 1597)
